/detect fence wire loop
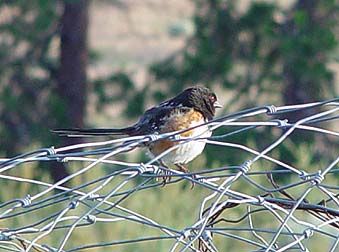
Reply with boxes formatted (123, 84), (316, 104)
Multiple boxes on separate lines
(68, 201), (79, 210)
(265, 105), (277, 115)
(201, 230), (212, 242)
(88, 193), (99, 200)
(146, 133), (161, 142)
(182, 228), (192, 239)
(86, 215), (96, 224)
(20, 194), (32, 207)
(299, 170), (309, 180)
(0, 99), (338, 252)
(239, 160), (252, 174)
(138, 163), (148, 174)
(311, 171), (324, 185)
(46, 146), (56, 156)
(273, 119), (289, 128)
(303, 229), (314, 239)
(0, 232), (11, 241)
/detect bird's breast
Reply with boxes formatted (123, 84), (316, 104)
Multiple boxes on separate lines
(148, 109), (211, 164)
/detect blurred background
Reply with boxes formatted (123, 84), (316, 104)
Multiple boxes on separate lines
(1, 0), (338, 181)
(0, 0), (339, 250)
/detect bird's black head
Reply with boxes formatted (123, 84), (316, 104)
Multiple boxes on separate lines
(167, 86), (222, 120)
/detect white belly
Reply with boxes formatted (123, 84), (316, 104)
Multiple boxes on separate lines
(151, 122), (212, 164)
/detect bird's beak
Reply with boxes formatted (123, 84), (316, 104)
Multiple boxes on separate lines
(214, 101), (222, 108)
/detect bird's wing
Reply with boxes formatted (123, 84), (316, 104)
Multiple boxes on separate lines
(133, 105), (192, 135)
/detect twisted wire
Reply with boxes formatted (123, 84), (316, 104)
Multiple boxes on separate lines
(0, 98), (338, 252)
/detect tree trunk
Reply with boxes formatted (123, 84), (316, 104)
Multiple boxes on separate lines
(52, 0), (89, 183)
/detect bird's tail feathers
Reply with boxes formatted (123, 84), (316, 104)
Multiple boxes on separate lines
(52, 127), (135, 137)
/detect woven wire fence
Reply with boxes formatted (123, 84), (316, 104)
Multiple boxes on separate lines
(0, 99), (339, 252)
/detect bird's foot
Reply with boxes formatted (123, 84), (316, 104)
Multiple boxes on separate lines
(158, 161), (172, 186)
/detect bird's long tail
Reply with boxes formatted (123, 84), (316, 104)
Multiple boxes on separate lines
(52, 127), (135, 137)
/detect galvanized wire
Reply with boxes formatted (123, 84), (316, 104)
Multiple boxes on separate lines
(0, 98), (338, 252)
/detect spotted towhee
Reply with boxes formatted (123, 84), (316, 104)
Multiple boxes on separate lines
(54, 86), (222, 176)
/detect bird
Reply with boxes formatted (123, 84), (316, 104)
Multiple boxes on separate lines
(53, 86), (222, 183)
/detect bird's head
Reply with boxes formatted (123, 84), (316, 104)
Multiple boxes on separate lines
(171, 86), (222, 120)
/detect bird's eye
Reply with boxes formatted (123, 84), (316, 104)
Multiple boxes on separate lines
(209, 95), (216, 103)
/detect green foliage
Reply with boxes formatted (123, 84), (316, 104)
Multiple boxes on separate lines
(151, 2), (280, 98)
(0, 1), (61, 154)
(151, 0), (338, 102)
(92, 72), (147, 119)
